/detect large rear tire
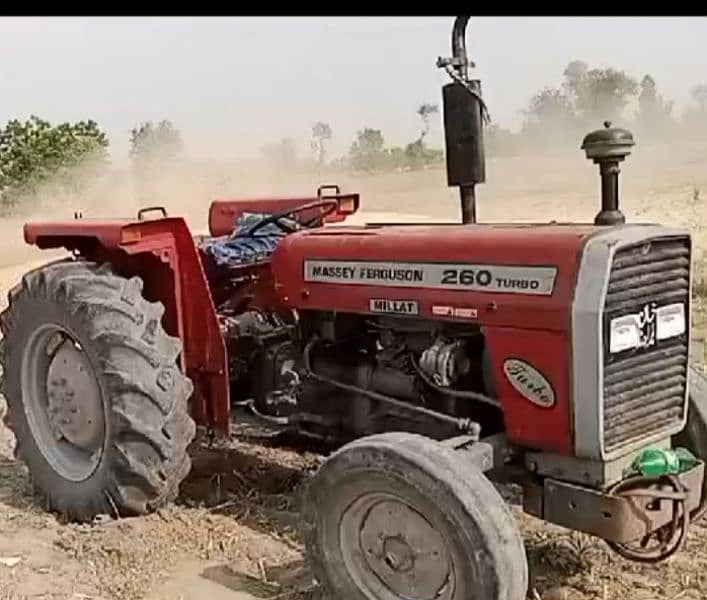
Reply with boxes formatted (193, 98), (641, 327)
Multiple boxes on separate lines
(0, 259), (196, 521)
(300, 432), (528, 600)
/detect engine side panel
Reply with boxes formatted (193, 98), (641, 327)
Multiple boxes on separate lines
(271, 223), (596, 454)
(484, 327), (571, 454)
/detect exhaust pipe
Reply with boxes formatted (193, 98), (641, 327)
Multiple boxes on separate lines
(438, 16), (487, 224)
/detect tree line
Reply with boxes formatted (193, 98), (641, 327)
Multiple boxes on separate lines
(0, 101), (445, 213)
(0, 116), (184, 213)
(2, 59), (707, 212)
(261, 103), (444, 175)
(487, 60), (707, 156)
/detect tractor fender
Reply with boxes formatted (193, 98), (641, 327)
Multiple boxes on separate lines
(23, 217), (230, 435)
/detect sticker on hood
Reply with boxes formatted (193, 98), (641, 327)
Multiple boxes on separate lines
(503, 359), (555, 408)
(303, 260), (557, 296)
(369, 299), (419, 316)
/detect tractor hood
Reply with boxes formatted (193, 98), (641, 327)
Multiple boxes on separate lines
(270, 222), (672, 332)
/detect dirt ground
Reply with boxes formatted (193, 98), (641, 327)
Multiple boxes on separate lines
(0, 143), (706, 600)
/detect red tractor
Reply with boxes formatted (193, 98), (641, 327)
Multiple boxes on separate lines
(2, 16), (706, 600)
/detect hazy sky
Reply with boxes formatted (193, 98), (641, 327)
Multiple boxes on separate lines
(1, 17), (706, 162)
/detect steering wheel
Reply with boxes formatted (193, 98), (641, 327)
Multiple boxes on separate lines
(244, 199), (340, 237)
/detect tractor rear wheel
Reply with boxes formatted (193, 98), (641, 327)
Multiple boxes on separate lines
(301, 432), (528, 600)
(0, 260), (196, 521)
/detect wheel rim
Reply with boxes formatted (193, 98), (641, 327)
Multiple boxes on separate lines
(21, 324), (106, 482)
(339, 491), (456, 600)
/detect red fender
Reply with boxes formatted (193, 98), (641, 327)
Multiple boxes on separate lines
(25, 217), (230, 436)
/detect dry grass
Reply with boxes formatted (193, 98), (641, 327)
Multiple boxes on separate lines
(6, 412), (707, 600)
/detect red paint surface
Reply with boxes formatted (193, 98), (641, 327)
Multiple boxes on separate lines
(208, 194), (358, 237)
(271, 223), (599, 454)
(26, 220), (127, 248)
(25, 211), (600, 455)
(485, 328), (572, 454)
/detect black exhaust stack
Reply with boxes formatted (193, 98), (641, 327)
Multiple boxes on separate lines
(438, 16), (486, 224)
(581, 121), (635, 226)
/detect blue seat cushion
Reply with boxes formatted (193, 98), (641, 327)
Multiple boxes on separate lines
(199, 212), (300, 268)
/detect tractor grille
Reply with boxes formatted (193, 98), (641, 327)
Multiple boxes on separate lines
(602, 236), (691, 454)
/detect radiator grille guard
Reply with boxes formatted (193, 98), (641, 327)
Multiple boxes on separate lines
(602, 236), (691, 454)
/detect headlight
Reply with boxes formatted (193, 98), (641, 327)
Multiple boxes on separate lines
(609, 303), (685, 354)
(609, 314), (642, 354)
(656, 303), (686, 341)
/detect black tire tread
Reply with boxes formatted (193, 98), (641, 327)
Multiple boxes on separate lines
(0, 259), (196, 521)
(300, 431), (528, 600)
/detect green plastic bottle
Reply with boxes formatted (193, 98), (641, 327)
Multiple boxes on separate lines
(626, 447), (700, 477)
(675, 447), (701, 471)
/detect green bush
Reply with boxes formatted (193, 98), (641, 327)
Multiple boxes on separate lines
(129, 120), (183, 166)
(349, 128), (387, 173)
(0, 115), (109, 212)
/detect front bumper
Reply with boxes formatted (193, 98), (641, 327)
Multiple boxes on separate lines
(536, 462), (704, 544)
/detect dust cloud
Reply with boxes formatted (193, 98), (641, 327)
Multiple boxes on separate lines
(2, 129), (706, 269)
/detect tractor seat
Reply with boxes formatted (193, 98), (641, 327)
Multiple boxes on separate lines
(198, 212), (299, 268)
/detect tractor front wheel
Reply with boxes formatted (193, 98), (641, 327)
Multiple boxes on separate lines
(0, 260), (196, 521)
(674, 364), (707, 515)
(301, 432), (528, 600)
